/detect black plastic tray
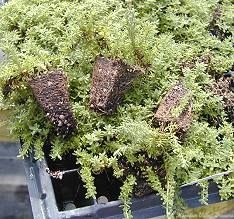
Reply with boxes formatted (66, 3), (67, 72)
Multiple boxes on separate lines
(24, 152), (225, 219)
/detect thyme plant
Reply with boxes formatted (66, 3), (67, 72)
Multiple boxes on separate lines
(0, 0), (233, 218)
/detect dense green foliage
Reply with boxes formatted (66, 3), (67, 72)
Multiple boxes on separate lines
(0, 0), (233, 218)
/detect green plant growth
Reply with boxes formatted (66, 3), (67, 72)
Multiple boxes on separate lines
(0, 0), (233, 218)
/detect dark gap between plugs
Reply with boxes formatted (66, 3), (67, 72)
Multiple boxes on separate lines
(44, 147), (94, 211)
(94, 169), (123, 203)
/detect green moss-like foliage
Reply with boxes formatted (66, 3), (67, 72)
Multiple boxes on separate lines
(0, 0), (233, 218)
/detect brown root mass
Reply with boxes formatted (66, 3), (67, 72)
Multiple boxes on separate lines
(210, 77), (234, 124)
(176, 103), (193, 132)
(89, 56), (142, 115)
(29, 70), (76, 137)
(179, 54), (211, 71)
(154, 82), (193, 132)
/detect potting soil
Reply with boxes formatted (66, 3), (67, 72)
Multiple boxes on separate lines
(154, 82), (193, 132)
(90, 56), (142, 115)
(29, 70), (76, 137)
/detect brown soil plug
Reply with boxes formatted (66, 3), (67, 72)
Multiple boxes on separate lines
(89, 56), (142, 115)
(154, 82), (193, 132)
(180, 54), (211, 71)
(29, 70), (76, 137)
(210, 77), (234, 123)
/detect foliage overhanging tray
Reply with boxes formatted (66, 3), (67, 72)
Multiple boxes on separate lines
(24, 151), (226, 219)
(0, 0), (233, 218)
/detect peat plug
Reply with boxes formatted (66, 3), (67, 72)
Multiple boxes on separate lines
(89, 56), (142, 115)
(29, 70), (76, 137)
(211, 76), (234, 124)
(154, 82), (193, 132)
